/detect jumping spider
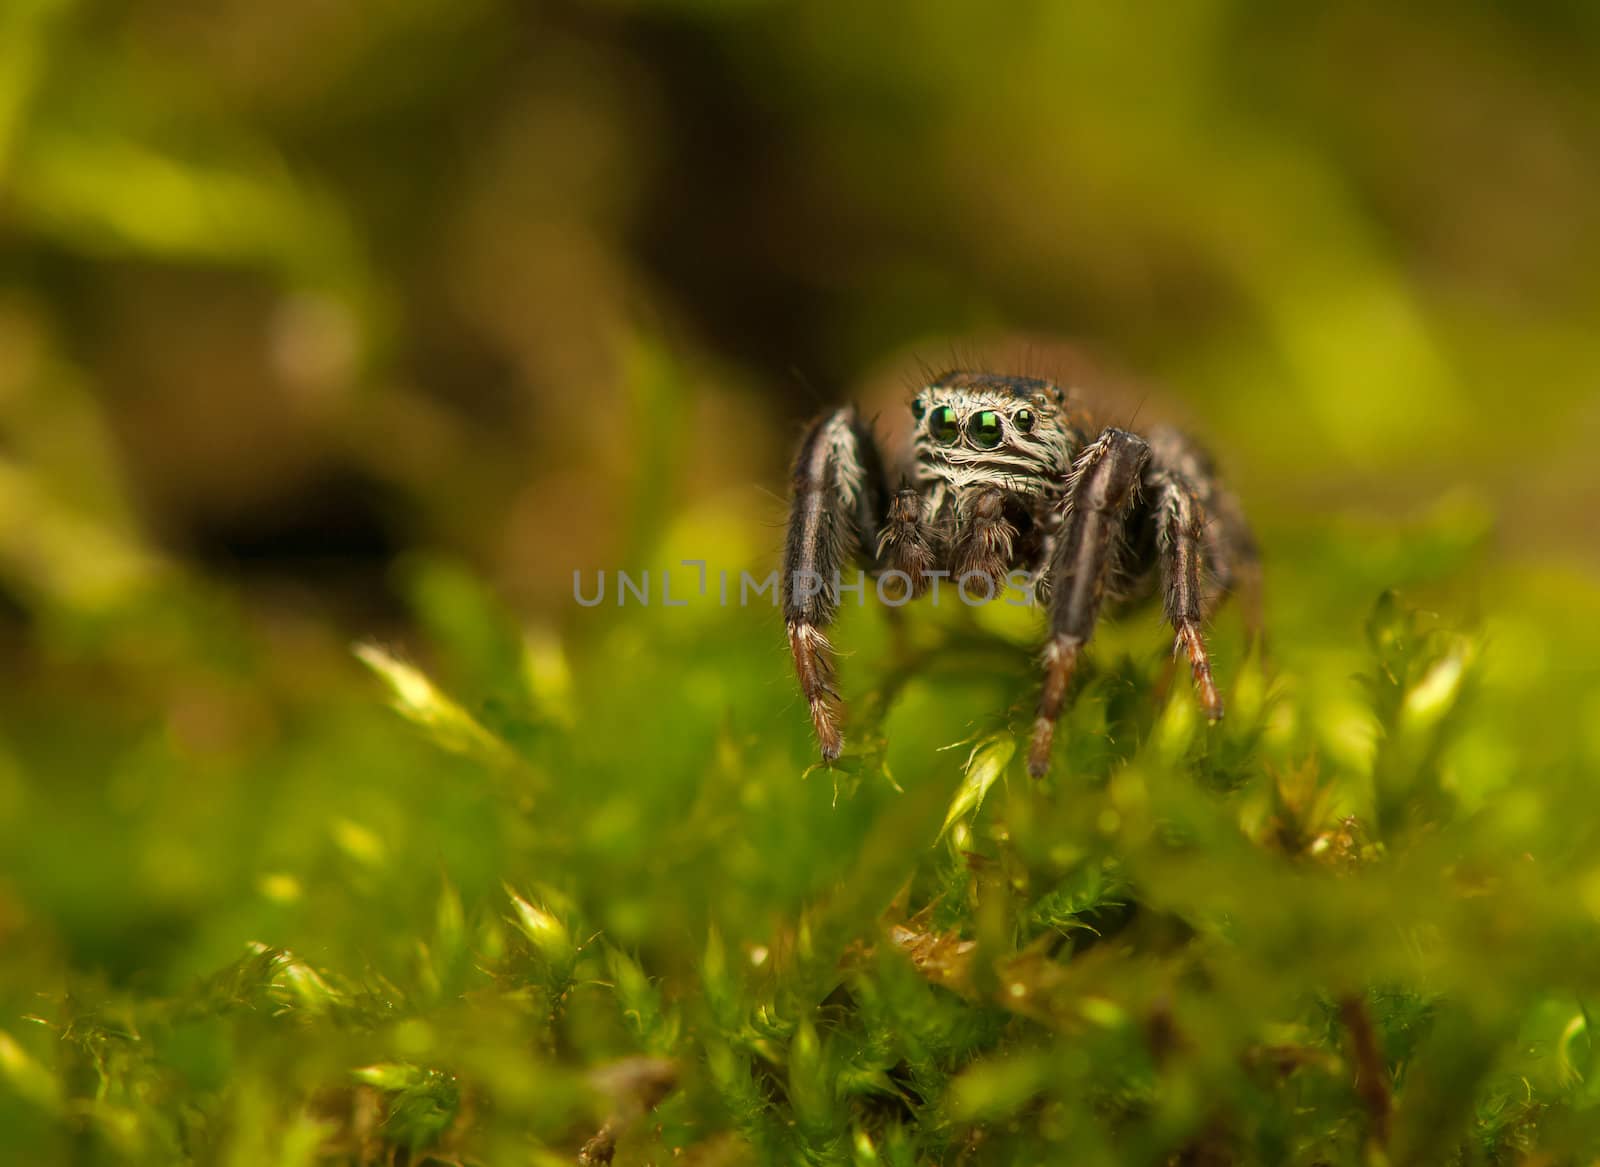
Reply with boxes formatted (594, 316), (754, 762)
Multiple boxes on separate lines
(781, 371), (1259, 777)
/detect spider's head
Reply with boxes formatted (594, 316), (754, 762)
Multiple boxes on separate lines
(909, 372), (1073, 495)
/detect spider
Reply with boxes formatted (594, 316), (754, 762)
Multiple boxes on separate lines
(781, 370), (1259, 778)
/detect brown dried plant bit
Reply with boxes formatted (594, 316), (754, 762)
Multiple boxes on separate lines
(1339, 994), (1393, 1151)
(1243, 1042), (1343, 1082)
(579, 1057), (680, 1166)
(888, 923), (978, 995)
(585, 1055), (680, 1111)
(780, 373), (1257, 776)
(1266, 760), (1316, 850)
(1143, 994), (1184, 1066)
(1309, 816), (1374, 870)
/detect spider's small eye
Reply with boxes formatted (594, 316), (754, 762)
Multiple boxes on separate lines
(928, 405), (959, 444)
(969, 410), (1003, 448)
(1014, 408), (1035, 433)
(911, 398), (926, 420)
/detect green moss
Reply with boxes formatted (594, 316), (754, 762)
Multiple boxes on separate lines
(3, 517), (1599, 1165)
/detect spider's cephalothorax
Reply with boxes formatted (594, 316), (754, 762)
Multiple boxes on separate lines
(781, 370), (1259, 777)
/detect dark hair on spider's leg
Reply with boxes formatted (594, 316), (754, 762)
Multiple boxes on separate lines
(1028, 427), (1150, 777)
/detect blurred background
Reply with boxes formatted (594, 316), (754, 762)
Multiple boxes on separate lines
(6, 0), (1600, 1073)
(5, 2), (1600, 1159)
(5, 0), (1599, 632)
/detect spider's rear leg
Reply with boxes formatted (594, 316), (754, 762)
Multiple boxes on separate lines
(1028, 428), (1150, 778)
(1208, 491), (1264, 649)
(1149, 470), (1224, 721)
(1146, 423), (1261, 649)
(782, 406), (890, 761)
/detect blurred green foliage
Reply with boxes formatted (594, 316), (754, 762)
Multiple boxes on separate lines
(4, 357), (1600, 1161)
(4, 0), (1600, 1163)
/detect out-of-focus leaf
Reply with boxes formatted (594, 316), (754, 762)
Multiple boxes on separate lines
(355, 643), (515, 767)
(939, 731), (1015, 840)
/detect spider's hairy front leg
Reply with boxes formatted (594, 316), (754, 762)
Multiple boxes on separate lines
(1028, 428), (1150, 778)
(1148, 469), (1224, 721)
(952, 489), (1018, 596)
(782, 406), (890, 762)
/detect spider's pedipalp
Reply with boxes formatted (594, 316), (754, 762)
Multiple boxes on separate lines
(877, 489), (939, 598)
(952, 489), (1019, 595)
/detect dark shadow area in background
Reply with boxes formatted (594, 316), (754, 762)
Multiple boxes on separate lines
(173, 466), (411, 626)
(624, 15), (842, 406)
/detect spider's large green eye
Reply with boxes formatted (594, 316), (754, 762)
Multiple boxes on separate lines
(1014, 408), (1035, 433)
(969, 410), (1003, 448)
(928, 405), (959, 444)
